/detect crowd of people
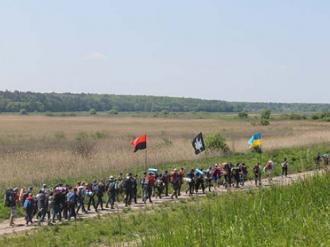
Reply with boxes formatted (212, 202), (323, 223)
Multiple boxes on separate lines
(3, 153), (329, 228)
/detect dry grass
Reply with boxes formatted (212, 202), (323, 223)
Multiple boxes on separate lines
(0, 115), (329, 188)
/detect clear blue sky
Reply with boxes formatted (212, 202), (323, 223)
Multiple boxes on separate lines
(1, 0), (329, 103)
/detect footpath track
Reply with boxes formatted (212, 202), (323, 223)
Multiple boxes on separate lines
(0, 169), (327, 237)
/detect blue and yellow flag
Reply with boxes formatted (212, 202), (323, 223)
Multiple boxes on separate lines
(248, 132), (262, 148)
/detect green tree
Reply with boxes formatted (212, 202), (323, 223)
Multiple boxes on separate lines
(238, 112), (248, 119)
(89, 108), (97, 115)
(260, 109), (271, 126)
(205, 133), (230, 153)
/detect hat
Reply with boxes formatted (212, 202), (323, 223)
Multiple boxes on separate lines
(109, 176), (114, 179)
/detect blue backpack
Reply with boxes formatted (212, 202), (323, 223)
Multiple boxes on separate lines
(23, 199), (32, 209)
(66, 192), (76, 203)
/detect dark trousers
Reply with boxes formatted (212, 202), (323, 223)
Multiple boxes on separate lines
(164, 182), (169, 196)
(52, 204), (61, 222)
(255, 174), (262, 186)
(37, 208), (47, 224)
(224, 175), (231, 188)
(282, 166), (288, 176)
(68, 202), (76, 220)
(87, 194), (97, 211)
(186, 182), (195, 195)
(171, 183), (179, 199)
(25, 208), (33, 224)
(124, 190), (133, 206)
(133, 188), (137, 203)
(96, 195), (104, 210)
(106, 191), (116, 208)
(76, 197), (87, 214)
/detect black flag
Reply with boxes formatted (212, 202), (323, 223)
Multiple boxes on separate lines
(192, 132), (205, 155)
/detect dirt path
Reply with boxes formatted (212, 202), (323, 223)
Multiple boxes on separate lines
(0, 169), (327, 237)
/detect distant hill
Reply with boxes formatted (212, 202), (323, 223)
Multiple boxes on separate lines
(0, 90), (329, 113)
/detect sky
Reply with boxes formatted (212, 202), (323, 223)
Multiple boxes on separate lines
(0, 0), (329, 103)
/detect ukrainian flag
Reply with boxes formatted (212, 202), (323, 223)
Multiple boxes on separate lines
(248, 132), (262, 148)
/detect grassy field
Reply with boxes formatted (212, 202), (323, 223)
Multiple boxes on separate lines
(0, 173), (328, 247)
(0, 142), (329, 222)
(0, 115), (330, 190)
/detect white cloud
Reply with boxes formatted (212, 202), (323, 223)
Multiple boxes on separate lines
(83, 51), (107, 61)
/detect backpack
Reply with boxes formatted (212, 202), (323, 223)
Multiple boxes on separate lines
(92, 183), (98, 192)
(23, 199), (32, 209)
(66, 192), (76, 203)
(107, 182), (116, 191)
(4, 190), (14, 207)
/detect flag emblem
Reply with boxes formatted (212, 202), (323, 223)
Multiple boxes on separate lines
(192, 132), (205, 155)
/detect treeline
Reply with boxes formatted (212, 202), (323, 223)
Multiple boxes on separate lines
(0, 91), (329, 113)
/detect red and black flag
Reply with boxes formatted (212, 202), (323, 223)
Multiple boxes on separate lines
(131, 135), (147, 152)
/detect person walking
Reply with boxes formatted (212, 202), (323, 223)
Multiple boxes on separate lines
(223, 163), (232, 188)
(315, 152), (321, 170)
(240, 163), (248, 186)
(253, 163), (262, 186)
(162, 170), (170, 197)
(36, 189), (47, 225)
(76, 182), (87, 214)
(178, 168), (185, 196)
(123, 173), (134, 207)
(264, 160), (274, 184)
(106, 176), (117, 209)
(95, 182), (105, 210)
(232, 164), (241, 188)
(186, 169), (195, 195)
(66, 187), (77, 221)
(132, 175), (138, 204)
(281, 158), (288, 177)
(87, 182), (98, 212)
(4, 187), (18, 227)
(170, 169), (180, 199)
(23, 193), (34, 226)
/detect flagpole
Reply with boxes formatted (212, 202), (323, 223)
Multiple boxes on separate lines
(145, 133), (148, 171)
(145, 148), (148, 171)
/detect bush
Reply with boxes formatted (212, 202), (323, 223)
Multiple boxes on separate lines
(72, 132), (96, 158)
(289, 113), (306, 120)
(260, 118), (270, 126)
(260, 109), (271, 125)
(205, 133), (230, 153)
(261, 109), (271, 119)
(311, 114), (320, 120)
(238, 112), (248, 119)
(89, 108), (97, 115)
(108, 109), (118, 115)
(19, 108), (28, 115)
(161, 110), (169, 115)
(92, 131), (107, 140)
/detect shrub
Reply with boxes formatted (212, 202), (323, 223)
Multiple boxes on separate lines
(205, 133), (230, 153)
(260, 109), (271, 125)
(260, 118), (270, 126)
(92, 131), (107, 140)
(72, 132), (96, 158)
(261, 109), (271, 120)
(161, 110), (169, 115)
(311, 114), (320, 120)
(89, 108), (97, 115)
(289, 113), (306, 120)
(19, 109), (28, 115)
(238, 112), (248, 119)
(108, 109), (118, 115)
